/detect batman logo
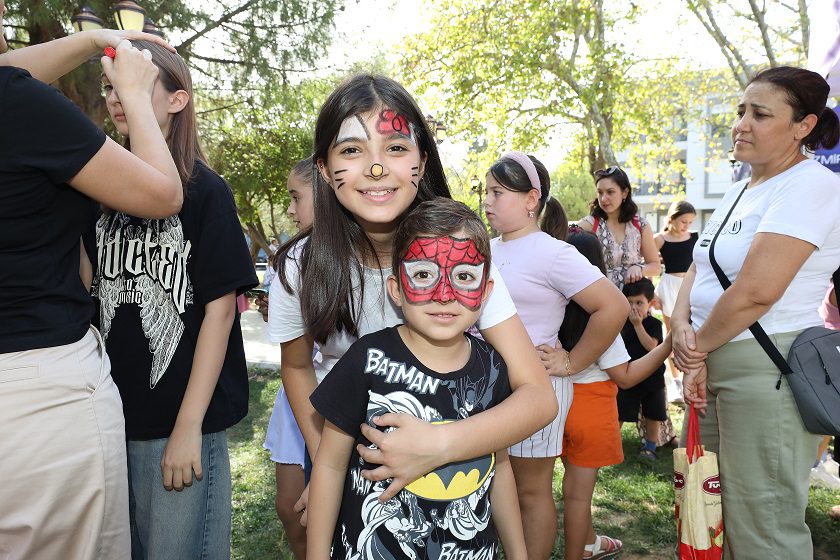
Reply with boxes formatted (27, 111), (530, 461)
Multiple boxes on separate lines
(404, 421), (495, 501)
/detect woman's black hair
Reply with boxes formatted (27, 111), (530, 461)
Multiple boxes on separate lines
(590, 166), (638, 223)
(488, 154), (551, 215)
(558, 231), (607, 351)
(278, 74), (450, 344)
(540, 197), (568, 241)
(748, 66), (840, 151)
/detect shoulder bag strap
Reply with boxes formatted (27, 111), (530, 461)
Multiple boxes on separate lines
(707, 185), (793, 387)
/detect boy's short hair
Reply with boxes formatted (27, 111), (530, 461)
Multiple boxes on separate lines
(392, 197), (491, 278)
(622, 277), (655, 301)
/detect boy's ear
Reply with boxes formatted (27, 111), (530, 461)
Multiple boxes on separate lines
(386, 274), (403, 308)
(481, 277), (494, 303)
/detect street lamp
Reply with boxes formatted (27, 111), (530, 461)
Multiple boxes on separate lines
(470, 174), (485, 218)
(71, 6), (104, 32)
(425, 114), (447, 145)
(143, 17), (165, 37)
(113, 0), (147, 31)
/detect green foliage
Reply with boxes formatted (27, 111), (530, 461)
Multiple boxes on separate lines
(551, 158), (595, 222)
(230, 380), (840, 558)
(202, 76), (335, 250)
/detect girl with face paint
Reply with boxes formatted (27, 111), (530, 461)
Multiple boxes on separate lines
(484, 152), (629, 559)
(267, 75), (558, 519)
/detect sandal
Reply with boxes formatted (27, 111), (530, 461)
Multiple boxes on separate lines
(639, 448), (657, 461)
(583, 534), (623, 559)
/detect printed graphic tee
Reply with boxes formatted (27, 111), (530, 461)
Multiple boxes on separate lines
(91, 161), (258, 439)
(311, 327), (512, 560)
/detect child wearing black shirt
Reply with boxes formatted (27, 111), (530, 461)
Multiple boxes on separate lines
(617, 278), (668, 460)
(308, 199), (526, 560)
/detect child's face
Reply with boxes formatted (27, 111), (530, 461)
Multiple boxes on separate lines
(318, 109), (427, 232)
(483, 172), (538, 234)
(287, 172), (314, 231)
(627, 293), (651, 317)
(101, 74), (184, 138)
(387, 232), (493, 343)
(672, 213), (695, 234)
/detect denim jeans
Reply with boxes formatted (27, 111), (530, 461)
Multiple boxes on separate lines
(127, 431), (232, 560)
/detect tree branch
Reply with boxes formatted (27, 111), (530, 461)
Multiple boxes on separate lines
(175, 0), (259, 52)
(748, 0), (778, 66)
(686, 0), (749, 88)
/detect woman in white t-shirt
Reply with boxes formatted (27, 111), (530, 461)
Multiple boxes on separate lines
(672, 66), (840, 559)
(483, 152), (627, 559)
(268, 75), (559, 521)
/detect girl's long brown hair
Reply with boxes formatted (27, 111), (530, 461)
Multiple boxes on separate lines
(126, 40), (208, 190)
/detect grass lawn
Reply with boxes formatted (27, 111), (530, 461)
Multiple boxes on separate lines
(231, 372), (840, 559)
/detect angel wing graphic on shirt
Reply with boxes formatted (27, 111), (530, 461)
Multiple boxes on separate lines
(95, 214), (191, 389)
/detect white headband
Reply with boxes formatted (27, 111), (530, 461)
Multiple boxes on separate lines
(501, 151), (541, 194)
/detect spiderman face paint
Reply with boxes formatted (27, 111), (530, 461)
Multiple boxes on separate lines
(400, 236), (487, 310)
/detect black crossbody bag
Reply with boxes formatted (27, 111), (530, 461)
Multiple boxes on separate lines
(707, 185), (840, 437)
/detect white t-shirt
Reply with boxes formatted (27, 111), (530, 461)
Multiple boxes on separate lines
(569, 335), (630, 384)
(691, 159), (840, 341)
(491, 231), (603, 347)
(267, 242), (517, 383)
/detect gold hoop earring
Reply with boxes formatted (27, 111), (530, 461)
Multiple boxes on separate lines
(528, 209), (535, 218)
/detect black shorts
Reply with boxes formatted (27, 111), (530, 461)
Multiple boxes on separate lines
(616, 386), (667, 422)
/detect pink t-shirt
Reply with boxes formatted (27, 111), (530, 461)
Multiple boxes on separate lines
(819, 282), (840, 330)
(491, 231), (604, 347)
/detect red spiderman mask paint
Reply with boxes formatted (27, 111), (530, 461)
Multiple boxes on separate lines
(399, 236), (488, 310)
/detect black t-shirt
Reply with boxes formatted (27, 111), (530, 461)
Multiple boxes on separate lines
(311, 327), (511, 560)
(91, 161), (257, 439)
(0, 67), (105, 353)
(620, 315), (665, 392)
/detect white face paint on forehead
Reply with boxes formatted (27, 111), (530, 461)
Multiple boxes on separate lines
(334, 114), (370, 146)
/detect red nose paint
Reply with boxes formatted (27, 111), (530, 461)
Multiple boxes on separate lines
(104, 47), (116, 59)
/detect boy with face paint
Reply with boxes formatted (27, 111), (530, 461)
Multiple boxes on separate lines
(306, 199), (527, 560)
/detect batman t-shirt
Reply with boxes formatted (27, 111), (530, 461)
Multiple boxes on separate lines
(311, 326), (511, 560)
(90, 161), (257, 440)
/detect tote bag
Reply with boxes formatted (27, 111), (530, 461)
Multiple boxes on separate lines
(674, 406), (724, 559)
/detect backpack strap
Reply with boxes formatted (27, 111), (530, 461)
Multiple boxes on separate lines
(592, 216), (600, 232)
(632, 215), (642, 233)
(707, 184), (793, 389)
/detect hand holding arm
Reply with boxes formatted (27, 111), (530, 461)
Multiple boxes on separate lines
(694, 232), (815, 353)
(359, 314), (557, 501)
(669, 265), (707, 370)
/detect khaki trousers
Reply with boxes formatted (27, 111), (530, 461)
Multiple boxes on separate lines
(0, 328), (129, 560)
(698, 330), (820, 560)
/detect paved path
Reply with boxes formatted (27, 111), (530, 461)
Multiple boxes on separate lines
(240, 308), (280, 369)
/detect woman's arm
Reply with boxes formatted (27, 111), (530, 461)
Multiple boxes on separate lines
(0, 29), (173, 83)
(307, 422), (354, 559)
(488, 450), (527, 560)
(694, 232), (815, 353)
(280, 335), (323, 456)
(161, 291), (235, 491)
(639, 223), (662, 278)
(358, 314), (557, 501)
(670, 264), (707, 371)
(67, 41), (181, 218)
(537, 278), (628, 376)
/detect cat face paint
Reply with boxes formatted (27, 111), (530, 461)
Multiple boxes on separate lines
(376, 109), (417, 146)
(399, 236), (487, 310)
(334, 114), (370, 146)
